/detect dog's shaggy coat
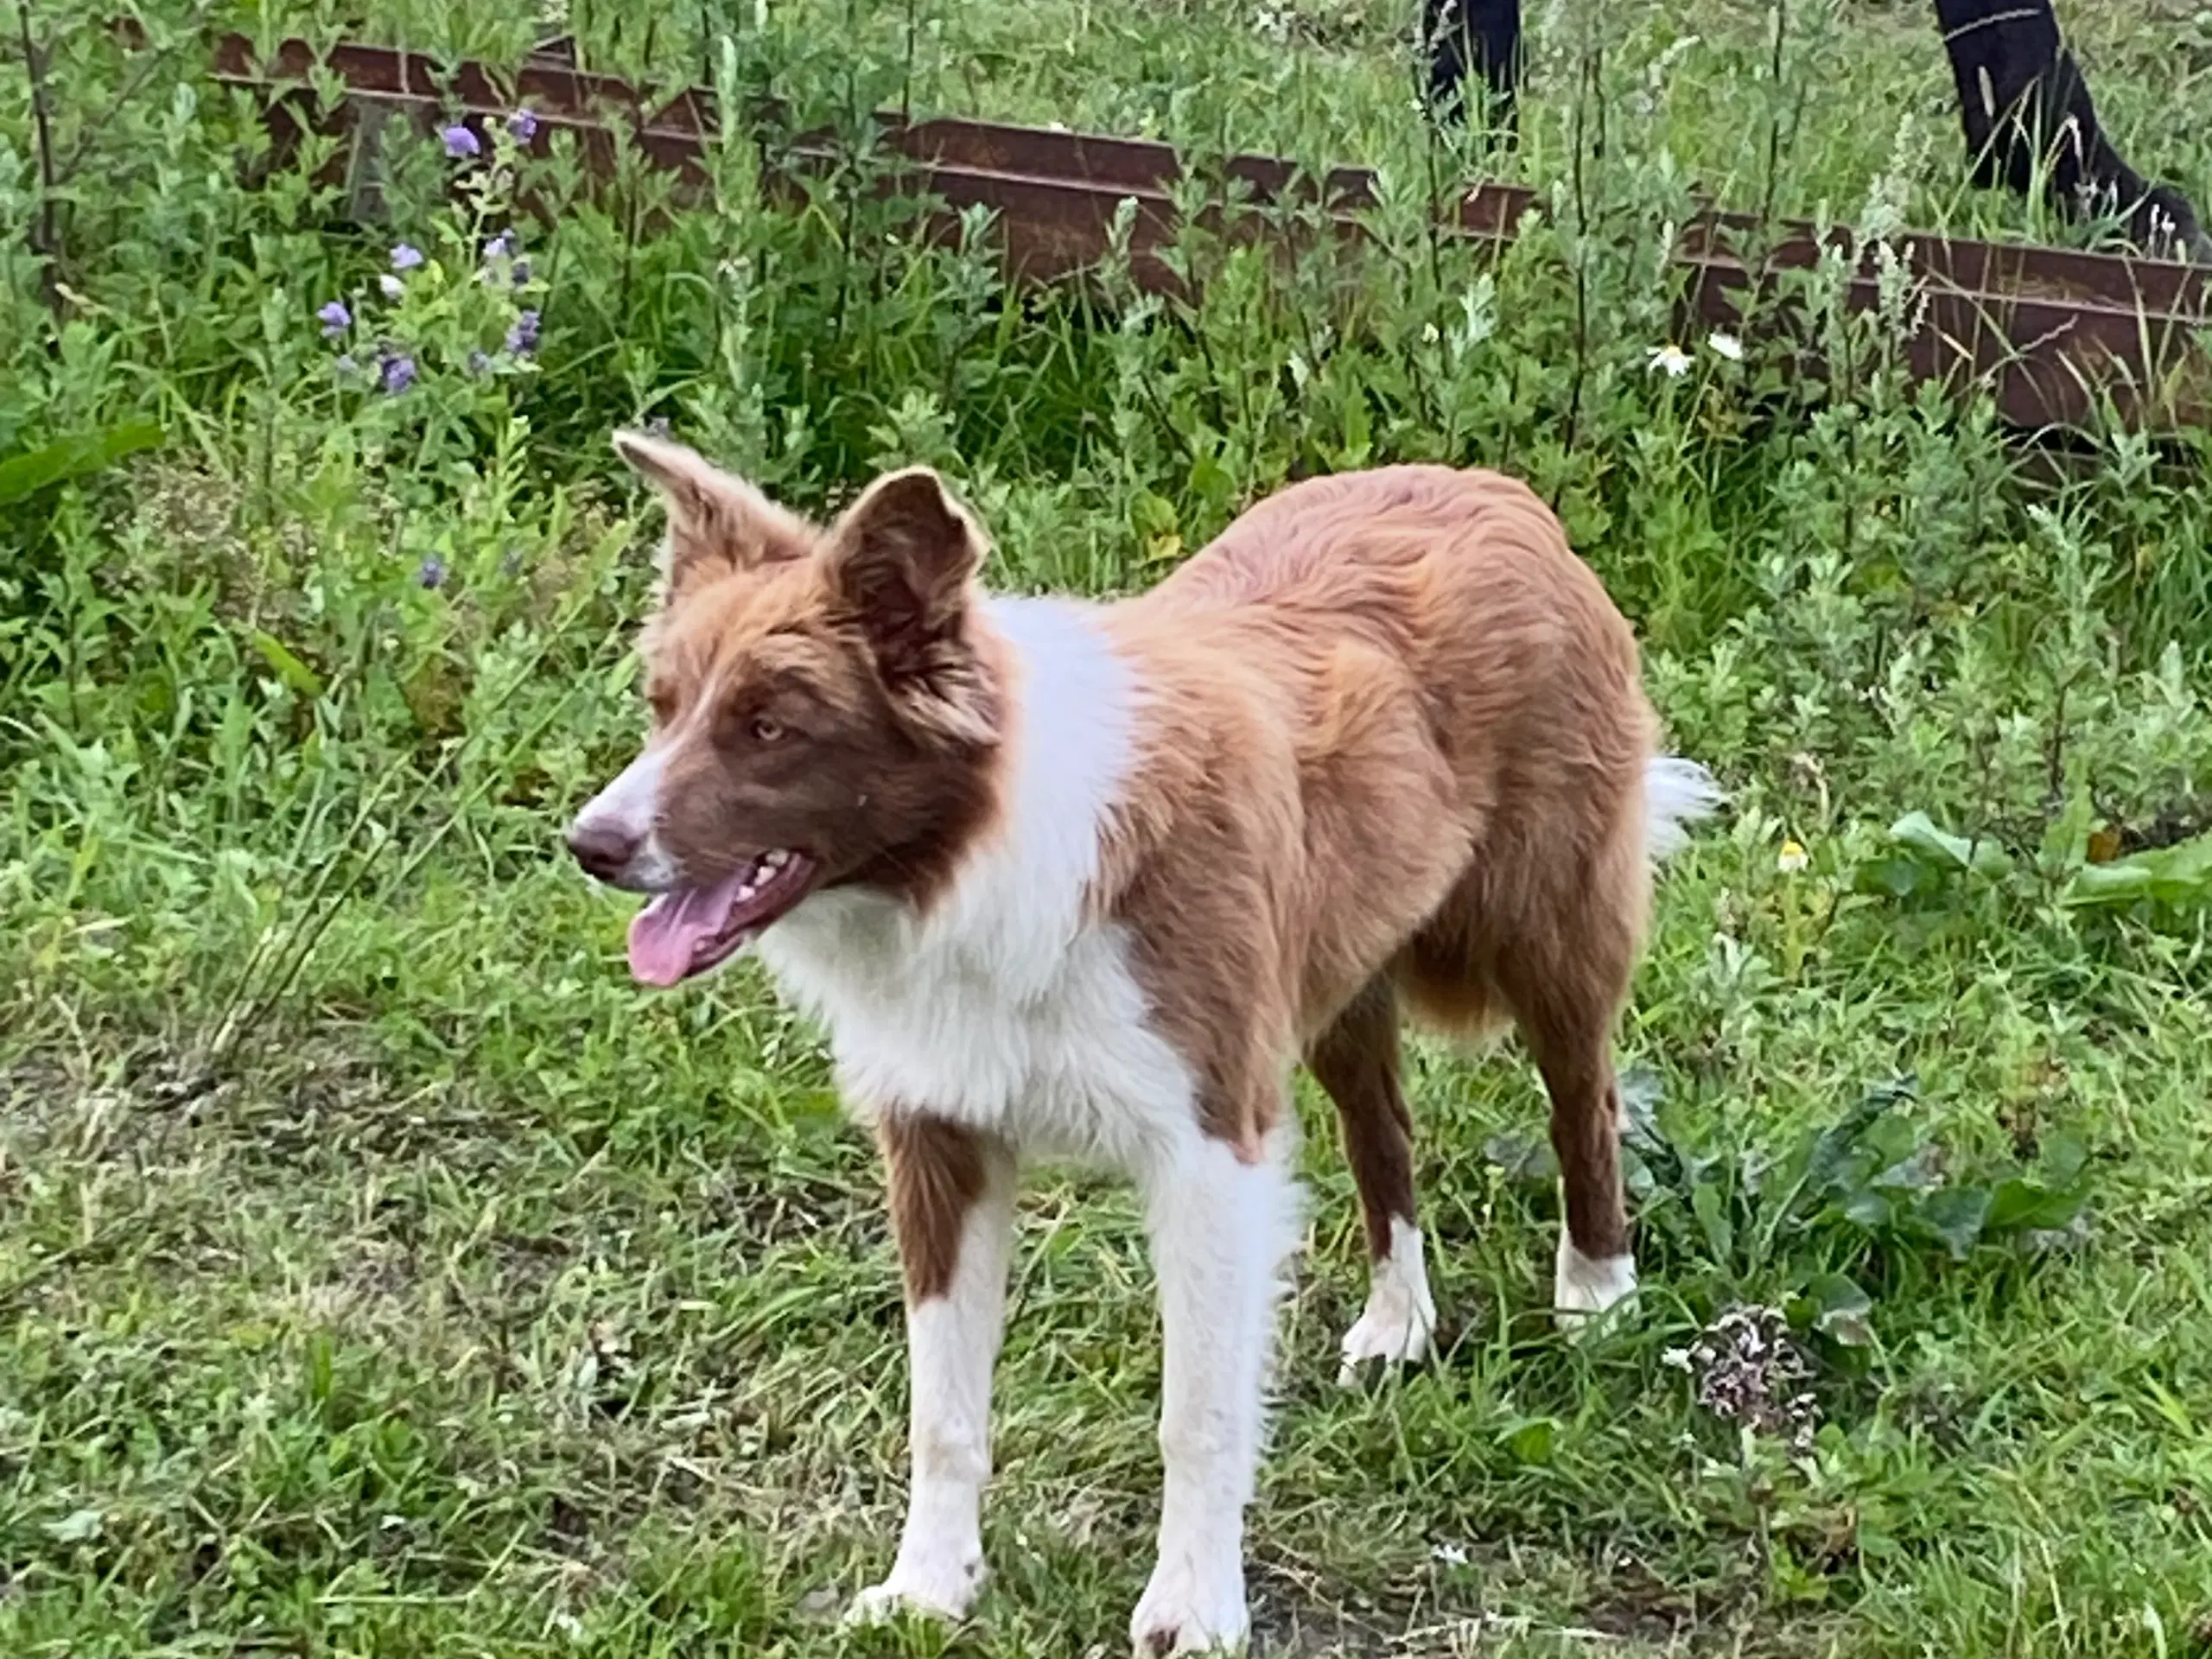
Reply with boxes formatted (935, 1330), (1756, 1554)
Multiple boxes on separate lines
(568, 438), (1716, 1654)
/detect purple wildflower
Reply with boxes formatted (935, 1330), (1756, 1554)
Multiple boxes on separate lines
(378, 274), (406, 301)
(510, 258), (531, 285)
(505, 308), (541, 355)
(440, 123), (481, 160)
(416, 555), (448, 590)
(467, 348), (492, 377)
(508, 108), (539, 143)
(484, 231), (513, 262)
(380, 353), (418, 395)
(390, 243), (425, 271)
(317, 299), (352, 337)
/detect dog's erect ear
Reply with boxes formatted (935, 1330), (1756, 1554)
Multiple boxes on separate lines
(613, 430), (815, 586)
(823, 468), (986, 642)
(823, 467), (995, 745)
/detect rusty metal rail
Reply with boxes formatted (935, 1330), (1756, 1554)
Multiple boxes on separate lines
(199, 32), (2211, 433)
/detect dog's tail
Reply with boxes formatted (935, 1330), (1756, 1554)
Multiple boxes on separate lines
(1643, 754), (1723, 861)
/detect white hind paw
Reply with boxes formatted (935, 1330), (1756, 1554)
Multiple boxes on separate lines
(1553, 1232), (1637, 1332)
(1336, 1218), (1437, 1383)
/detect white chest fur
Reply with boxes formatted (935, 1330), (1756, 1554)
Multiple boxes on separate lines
(753, 596), (1194, 1168)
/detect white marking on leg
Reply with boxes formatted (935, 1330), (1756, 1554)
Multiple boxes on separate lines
(1553, 1227), (1637, 1325)
(1337, 1215), (1437, 1383)
(847, 1153), (1016, 1627)
(1130, 1128), (1302, 1656)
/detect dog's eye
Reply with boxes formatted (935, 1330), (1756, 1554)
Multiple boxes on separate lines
(750, 715), (785, 743)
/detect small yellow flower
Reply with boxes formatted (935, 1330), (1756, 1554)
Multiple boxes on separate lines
(1777, 838), (1809, 874)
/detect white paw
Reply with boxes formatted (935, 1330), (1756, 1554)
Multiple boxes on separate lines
(1337, 1218), (1437, 1384)
(1337, 1288), (1435, 1382)
(1129, 1553), (1249, 1656)
(1553, 1232), (1637, 1331)
(842, 1554), (982, 1629)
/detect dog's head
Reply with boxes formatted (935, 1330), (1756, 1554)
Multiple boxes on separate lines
(567, 434), (1005, 986)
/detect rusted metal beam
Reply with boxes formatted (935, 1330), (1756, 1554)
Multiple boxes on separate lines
(198, 33), (2209, 433)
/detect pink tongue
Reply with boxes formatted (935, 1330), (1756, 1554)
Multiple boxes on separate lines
(626, 876), (747, 987)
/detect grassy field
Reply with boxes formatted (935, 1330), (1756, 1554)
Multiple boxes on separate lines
(7, 0), (2212, 1654)
(207, 0), (2212, 251)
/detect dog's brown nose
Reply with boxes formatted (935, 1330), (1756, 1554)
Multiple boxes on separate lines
(567, 817), (639, 883)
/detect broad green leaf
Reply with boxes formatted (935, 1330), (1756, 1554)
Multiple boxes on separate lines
(1871, 1143), (1942, 1192)
(1889, 811), (2012, 877)
(1800, 1079), (1915, 1202)
(1617, 1066), (1667, 1137)
(1130, 490), (1178, 537)
(1618, 1067), (1688, 1193)
(1917, 1187), (1993, 1259)
(1497, 1415), (1557, 1465)
(1853, 855), (1929, 898)
(42, 1508), (105, 1543)
(1484, 1133), (1557, 1185)
(1862, 1114), (1922, 1170)
(0, 421), (163, 505)
(2038, 1128), (2090, 1189)
(1802, 1273), (1874, 1346)
(1840, 1188), (1894, 1228)
(1185, 449), (1234, 504)
(1692, 1179), (1733, 1261)
(2063, 829), (2212, 911)
(1984, 1178), (2085, 1234)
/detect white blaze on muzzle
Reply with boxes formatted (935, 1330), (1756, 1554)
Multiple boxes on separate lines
(569, 743), (677, 890)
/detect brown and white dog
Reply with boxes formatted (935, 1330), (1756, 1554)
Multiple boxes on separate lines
(566, 435), (1717, 1655)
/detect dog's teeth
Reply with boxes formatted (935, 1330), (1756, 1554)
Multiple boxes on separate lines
(735, 884), (756, 902)
(764, 849), (788, 869)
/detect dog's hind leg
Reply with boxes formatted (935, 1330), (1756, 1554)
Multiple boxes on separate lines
(1489, 829), (1648, 1325)
(1306, 976), (1437, 1382)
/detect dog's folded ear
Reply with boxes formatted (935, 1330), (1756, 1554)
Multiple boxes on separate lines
(613, 430), (816, 586)
(823, 468), (996, 747)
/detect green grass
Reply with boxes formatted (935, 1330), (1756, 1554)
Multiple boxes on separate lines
(230, 0), (2212, 254)
(7, 0), (2212, 1654)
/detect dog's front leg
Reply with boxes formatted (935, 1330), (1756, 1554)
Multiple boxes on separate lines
(1129, 1125), (1300, 1656)
(846, 1112), (1016, 1628)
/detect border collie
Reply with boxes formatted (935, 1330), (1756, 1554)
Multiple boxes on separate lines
(567, 435), (1717, 1654)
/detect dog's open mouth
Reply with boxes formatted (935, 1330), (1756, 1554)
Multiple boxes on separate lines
(626, 849), (820, 987)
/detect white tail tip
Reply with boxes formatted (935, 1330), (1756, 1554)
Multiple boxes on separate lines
(1644, 755), (1722, 860)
